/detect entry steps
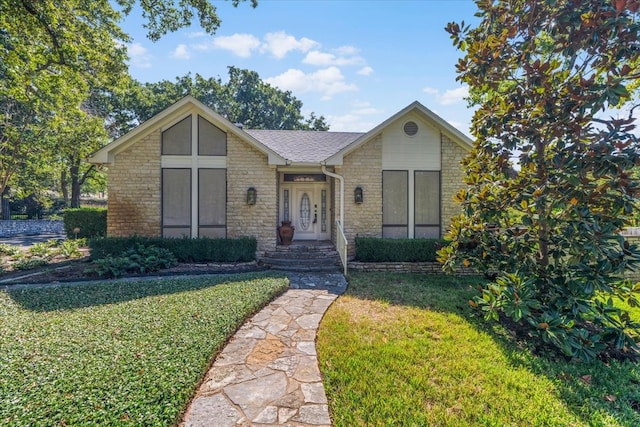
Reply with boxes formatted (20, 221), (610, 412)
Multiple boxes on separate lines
(260, 241), (342, 272)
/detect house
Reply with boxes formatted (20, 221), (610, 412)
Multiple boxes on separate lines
(88, 96), (473, 266)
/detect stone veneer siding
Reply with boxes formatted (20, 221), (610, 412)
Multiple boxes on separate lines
(226, 134), (278, 254)
(107, 130), (162, 237)
(336, 135), (383, 258)
(440, 134), (470, 236)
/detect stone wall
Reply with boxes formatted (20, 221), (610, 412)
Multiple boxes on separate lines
(348, 261), (476, 275)
(227, 134), (278, 254)
(336, 135), (383, 258)
(0, 220), (64, 237)
(440, 134), (470, 237)
(107, 130), (162, 237)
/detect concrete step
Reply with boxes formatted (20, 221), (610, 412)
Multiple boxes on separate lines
(260, 242), (342, 272)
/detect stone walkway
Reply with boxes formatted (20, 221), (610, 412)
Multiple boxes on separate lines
(181, 273), (347, 427)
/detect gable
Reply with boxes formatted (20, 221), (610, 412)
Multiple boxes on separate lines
(88, 96), (286, 165)
(381, 112), (441, 170)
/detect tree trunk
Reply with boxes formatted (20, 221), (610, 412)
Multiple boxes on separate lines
(60, 169), (69, 205)
(70, 164), (81, 208)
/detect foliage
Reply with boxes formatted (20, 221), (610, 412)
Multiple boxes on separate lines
(0, 0), (256, 207)
(109, 67), (329, 137)
(88, 236), (257, 263)
(1, 273), (288, 426)
(0, 243), (21, 257)
(63, 208), (107, 239)
(355, 237), (445, 262)
(13, 257), (49, 271)
(57, 239), (84, 258)
(318, 273), (640, 426)
(439, 0), (640, 360)
(85, 244), (177, 278)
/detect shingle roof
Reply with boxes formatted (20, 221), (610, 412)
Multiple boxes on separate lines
(244, 129), (364, 163)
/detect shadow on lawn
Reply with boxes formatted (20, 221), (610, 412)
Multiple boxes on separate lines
(345, 272), (640, 426)
(6, 271), (286, 312)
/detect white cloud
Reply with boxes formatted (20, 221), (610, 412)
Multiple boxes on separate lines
(211, 33), (261, 57)
(422, 85), (468, 105)
(261, 31), (318, 59)
(187, 31), (206, 39)
(303, 48), (364, 67)
(265, 66), (358, 99)
(170, 44), (190, 60)
(127, 43), (152, 68)
(440, 86), (469, 105)
(357, 66), (374, 76)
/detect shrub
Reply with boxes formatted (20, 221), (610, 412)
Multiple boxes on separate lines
(13, 258), (49, 271)
(63, 208), (107, 239)
(0, 243), (21, 257)
(29, 242), (54, 259)
(85, 244), (177, 278)
(355, 237), (445, 262)
(56, 239), (84, 259)
(88, 236), (257, 262)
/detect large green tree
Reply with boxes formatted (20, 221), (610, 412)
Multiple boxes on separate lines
(1, 0), (256, 208)
(110, 67), (329, 136)
(440, 0), (640, 360)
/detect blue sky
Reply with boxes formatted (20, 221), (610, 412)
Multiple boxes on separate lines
(119, 1), (480, 134)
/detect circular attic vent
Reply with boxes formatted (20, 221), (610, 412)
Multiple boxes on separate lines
(403, 121), (419, 136)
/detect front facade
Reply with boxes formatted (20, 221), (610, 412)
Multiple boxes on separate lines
(89, 96), (472, 258)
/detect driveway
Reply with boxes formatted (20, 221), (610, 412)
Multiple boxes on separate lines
(1, 233), (67, 249)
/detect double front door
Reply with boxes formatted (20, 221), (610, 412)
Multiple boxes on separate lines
(280, 183), (330, 241)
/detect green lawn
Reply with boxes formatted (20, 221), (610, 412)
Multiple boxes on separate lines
(317, 272), (640, 426)
(0, 273), (289, 426)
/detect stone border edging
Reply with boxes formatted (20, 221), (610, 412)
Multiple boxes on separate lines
(348, 261), (475, 275)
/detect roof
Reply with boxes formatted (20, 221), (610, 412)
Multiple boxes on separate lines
(245, 130), (364, 163)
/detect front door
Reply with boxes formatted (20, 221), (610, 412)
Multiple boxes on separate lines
(281, 183), (330, 241)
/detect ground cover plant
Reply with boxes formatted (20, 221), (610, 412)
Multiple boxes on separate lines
(317, 272), (640, 426)
(0, 239), (85, 273)
(0, 273), (288, 426)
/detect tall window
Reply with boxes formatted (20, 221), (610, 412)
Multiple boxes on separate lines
(414, 171), (440, 238)
(382, 170), (408, 238)
(161, 114), (227, 238)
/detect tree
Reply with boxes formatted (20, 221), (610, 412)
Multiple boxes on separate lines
(111, 67), (329, 135)
(439, 0), (640, 360)
(1, 0), (256, 208)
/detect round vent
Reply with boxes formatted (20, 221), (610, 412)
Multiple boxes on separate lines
(403, 121), (418, 136)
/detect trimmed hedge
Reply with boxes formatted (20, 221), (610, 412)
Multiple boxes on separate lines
(63, 208), (107, 239)
(88, 236), (257, 262)
(355, 237), (445, 262)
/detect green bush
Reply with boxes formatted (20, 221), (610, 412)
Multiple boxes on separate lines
(88, 236), (257, 262)
(0, 243), (21, 257)
(63, 208), (107, 239)
(13, 258), (49, 271)
(355, 237), (446, 262)
(85, 244), (177, 278)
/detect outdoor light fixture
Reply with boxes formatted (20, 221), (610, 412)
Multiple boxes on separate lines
(354, 186), (363, 204)
(247, 187), (257, 205)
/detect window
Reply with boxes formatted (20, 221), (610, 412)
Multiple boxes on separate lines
(198, 168), (226, 237)
(198, 116), (227, 156)
(162, 169), (191, 237)
(414, 171), (440, 238)
(382, 170), (408, 238)
(162, 116), (191, 155)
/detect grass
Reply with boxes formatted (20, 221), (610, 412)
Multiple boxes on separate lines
(0, 272), (289, 426)
(317, 272), (640, 426)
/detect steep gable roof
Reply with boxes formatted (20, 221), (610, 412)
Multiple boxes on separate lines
(324, 101), (473, 165)
(88, 96), (287, 165)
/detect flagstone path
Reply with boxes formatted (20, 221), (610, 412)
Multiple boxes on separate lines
(181, 273), (347, 427)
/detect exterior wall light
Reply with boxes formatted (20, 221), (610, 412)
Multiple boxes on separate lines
(354, 186), (363, 204)
(247, 187), (257, 205)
